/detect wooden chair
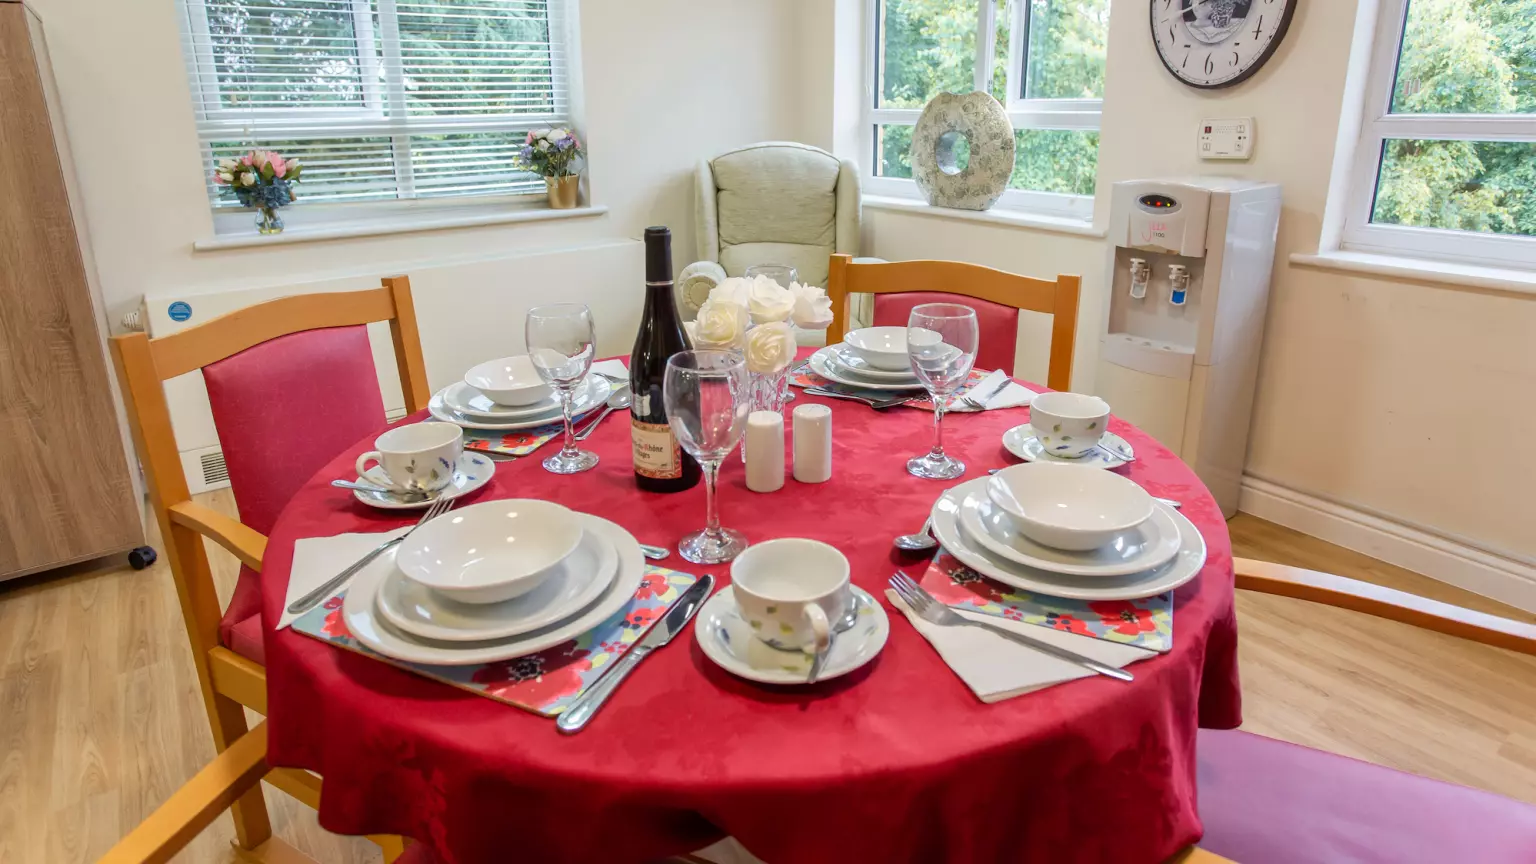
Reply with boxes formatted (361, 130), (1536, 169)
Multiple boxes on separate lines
(1199, 558), (1536, 863)
(825, 253), (1082, 391)
(108, 276), (431, 862)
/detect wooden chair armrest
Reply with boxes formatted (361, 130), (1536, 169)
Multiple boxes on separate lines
(98, 722), (269, 864)
(1164, 849), (1235, 864)
(1234, 557), (1536, 655)
(169, 501), (266, 572)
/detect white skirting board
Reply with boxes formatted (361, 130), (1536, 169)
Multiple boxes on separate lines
(1238, 475), (1536, 614)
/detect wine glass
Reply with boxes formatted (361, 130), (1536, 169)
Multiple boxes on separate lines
(744, 263), (798, 288)
(525, 303), (599, 474)
(906, 303), (978, 480)
(664, 350), (751, 564)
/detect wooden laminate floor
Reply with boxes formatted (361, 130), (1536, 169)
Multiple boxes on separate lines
(1, 494), (1532, 863)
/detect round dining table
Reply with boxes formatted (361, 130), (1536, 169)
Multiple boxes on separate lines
(260, 355), (1244, 864)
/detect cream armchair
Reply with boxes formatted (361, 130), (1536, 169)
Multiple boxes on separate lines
(680, 142), (862, 318)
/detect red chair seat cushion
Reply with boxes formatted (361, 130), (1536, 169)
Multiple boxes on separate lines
(872, 291), (1019, 374)
(396, 842), (439, 864)
(226, 609), (265, 665)
(1198, 728), (1536, 863)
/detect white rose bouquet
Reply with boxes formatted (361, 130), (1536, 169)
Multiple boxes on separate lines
(744, 321), (796, 375)
(691, 299), (749, 350)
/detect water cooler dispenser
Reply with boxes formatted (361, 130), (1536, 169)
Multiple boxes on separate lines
(1095, 179), (1281, 518)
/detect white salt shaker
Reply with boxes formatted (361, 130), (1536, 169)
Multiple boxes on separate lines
(744, 410), (785, 493)
(792, 403), (832, 484)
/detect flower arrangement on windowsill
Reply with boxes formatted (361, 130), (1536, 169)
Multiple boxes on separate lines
(213, 150), (302, 235)
(515, 128), (585, 210)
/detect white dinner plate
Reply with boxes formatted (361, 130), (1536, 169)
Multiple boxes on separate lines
(353, 451), (496, 511)
(1001, 423), (1135, 469)
(807, 347), (927, 393)
(428, 375), (611, 430)
(443, 379), (596, 420)
(374, 514), (618, 641)
(930, 478), (1205, 600)
(825, 344), (921, 382)
(957, 486), (1182, 577)
(694, 585), (888, 685)
(341, 512), (646, 665)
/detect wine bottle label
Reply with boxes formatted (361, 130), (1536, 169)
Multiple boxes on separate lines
(632, 419), (682, 479)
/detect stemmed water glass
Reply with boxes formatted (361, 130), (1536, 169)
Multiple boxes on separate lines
(525, 303), (599, 475)
(664, 350), (751, 564)
(906, 303), (979, 480)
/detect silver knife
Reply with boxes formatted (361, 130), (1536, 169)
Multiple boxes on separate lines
(556, 574), (715, 733)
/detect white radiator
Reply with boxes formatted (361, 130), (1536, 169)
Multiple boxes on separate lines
(136, 240), (645, 494)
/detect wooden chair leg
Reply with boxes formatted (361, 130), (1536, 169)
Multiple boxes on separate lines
(211, 693), (274, 850)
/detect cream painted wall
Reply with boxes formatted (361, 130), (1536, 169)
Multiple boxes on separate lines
(836, 0), (1536, 582)
(29, 0), (801, 335)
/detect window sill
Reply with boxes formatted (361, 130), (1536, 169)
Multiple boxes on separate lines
(1290, 249), (1536, 298)
(193, 204), (609, 252)
(862, 195), (1104, 238)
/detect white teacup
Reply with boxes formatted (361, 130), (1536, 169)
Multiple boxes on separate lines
(1029, 391), (1111, 459)
(730, 539), (851, 654)
(356, 422), (463, 495)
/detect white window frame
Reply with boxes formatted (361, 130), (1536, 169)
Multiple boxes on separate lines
(862, 0), (1099, 221)
(1341, 0), (1536, 269)
(179, 0), (578, 229)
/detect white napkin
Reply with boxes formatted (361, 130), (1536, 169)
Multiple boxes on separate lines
(948, 369), (1037, 412)
(590, 358), (629, 381)
(886, 590), (1154, 702)
(276, 528), (410, 630)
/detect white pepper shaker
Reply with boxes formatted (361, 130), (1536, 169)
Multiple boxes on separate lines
(792, 403), (832, 484)
(744, 410), (785, 493)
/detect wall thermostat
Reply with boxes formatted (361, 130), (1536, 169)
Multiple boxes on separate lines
(1198, 118), (1254, 161)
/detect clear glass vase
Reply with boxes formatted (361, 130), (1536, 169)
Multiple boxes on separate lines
(256, 206), (284, 235)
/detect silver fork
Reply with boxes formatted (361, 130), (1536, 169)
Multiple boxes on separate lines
(960, 374), (1011, 411)
(889, 572), (1134, 682)
(287, 495), (456, 616)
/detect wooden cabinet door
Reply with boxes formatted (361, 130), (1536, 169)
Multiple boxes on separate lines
(0, 3), (141, 577)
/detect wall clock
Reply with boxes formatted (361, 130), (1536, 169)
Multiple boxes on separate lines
(1151, 0), (1297, 89)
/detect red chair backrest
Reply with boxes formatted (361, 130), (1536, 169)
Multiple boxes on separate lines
(873, 291), (1020, 373)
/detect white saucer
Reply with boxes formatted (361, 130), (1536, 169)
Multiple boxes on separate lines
(341, 513), (645, 665)
(931, 478), (1205, 600)
(428, 375), (611, 430)
(374, 517), (618, 642)
(826, 344), (921, 382)
(353, 452), (495, 510)
(807, 347), (926, 393)
(1002, 423), (1135, 469)
(694, 585), (888, 685)
(957, 486), (1182, 577)
(444, 379), (596, 420)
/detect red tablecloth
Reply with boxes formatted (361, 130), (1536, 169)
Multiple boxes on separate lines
(261, 359), (1242, 864)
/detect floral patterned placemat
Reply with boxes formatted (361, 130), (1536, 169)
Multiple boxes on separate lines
(460, 409), (598, 457)
(918, 552), (1173, 652)
(291, 566), (699, 716)
(790, 366), (991, 412)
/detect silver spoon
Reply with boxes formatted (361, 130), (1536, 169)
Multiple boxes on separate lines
(894, 517), (939, 551)
(575, 387), (633, 441)
(985, 468), (1181, 509)
(331, 479), (429, 502)
(1095, 442), (1137, 463)
(807, 594), (862, 683)
(639, 544), (670, 561)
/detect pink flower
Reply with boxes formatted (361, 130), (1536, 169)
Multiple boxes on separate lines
(526, 130), (536, 144)
(240, 153), (254, 166)
(212, 171), (227, 185)
(269, 154), (288, 177)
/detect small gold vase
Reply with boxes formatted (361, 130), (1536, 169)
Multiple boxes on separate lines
(545, 175), (580, 209)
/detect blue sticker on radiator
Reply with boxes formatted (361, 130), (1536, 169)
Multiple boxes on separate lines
(168, 301), (192, 322)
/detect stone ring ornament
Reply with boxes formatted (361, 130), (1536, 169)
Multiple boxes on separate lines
(909, 91), (1015, 212)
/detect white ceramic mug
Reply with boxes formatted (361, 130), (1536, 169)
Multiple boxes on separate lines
(1029, 391), (1111, 459)
(356, 422), (463, 495)
(730, 538), (852, 653)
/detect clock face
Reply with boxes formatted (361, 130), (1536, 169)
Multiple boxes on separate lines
(1150, 0), (1296, 89)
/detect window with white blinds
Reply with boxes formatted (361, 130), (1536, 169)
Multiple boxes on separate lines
(179, 0), (571, 207)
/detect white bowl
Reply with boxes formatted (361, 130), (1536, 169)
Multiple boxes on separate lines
(463, 355), (553, 407)
(843, 327), (911, 372)
(395, 499), (584, 604)
(985, 463), (1154, 551)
